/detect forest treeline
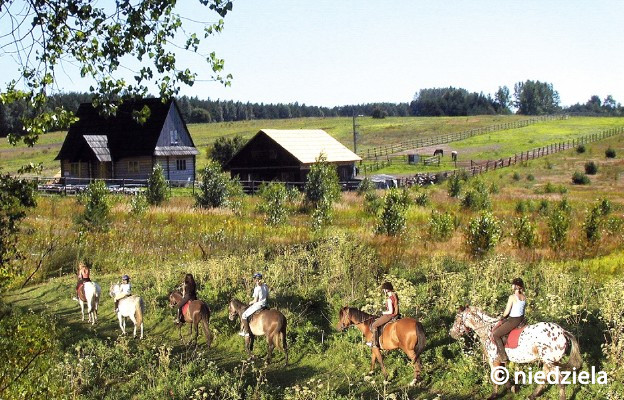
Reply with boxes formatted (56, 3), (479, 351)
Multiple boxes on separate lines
(1, 80), (623, 137)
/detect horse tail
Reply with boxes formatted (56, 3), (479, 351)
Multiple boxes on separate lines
(558, 330), (582, 371)
(414, 320), (426, 358)
(279, 314), (288, 366)
(201, 302), (212, 347)
(135, 297), (145, 328)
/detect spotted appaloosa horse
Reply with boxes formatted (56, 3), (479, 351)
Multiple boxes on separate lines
(450, 306), (582, 400)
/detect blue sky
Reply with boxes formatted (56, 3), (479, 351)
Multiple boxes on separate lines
(2, 0), (623, 107)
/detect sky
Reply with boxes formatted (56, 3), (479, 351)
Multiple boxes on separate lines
(2, 0), (623, 107)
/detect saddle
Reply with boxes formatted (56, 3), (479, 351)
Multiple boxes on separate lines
(247, 305), (268, 323)
(371, 314), (402, 349)
(492, 319), (527, 349)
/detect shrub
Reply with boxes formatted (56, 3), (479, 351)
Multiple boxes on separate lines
(512, 172), (521, 181)
(543, 182), (567, 194)
(195, 160), (233, 208)
(572, 171), (590, 185)
(414, 191), (429, 207)
(428, 211), (455, 241)
(513, 215), (537, 248)
(145, 164), (169, 205)
(364, 191), (382, 215)
(257, 182), (289, 225)
(371, 107), (388, 119)
(356, 177), (374, 195)
(489, 182), (500, 194)
(77, 180), (110, 231)
(465, 212), (502, 256)
(538, 199), (550, 215)
(515, 200), (528, 214)
(557, 197), (572, 215)
(548, 209), (570, 250)
(376, 188), (408, 236)
(583, 206), (603, 243)
(447, 174), (463, 198)
(305, 154), (341, 228)
(526, 174), (535, 181)
(576, 144), (586, 154)
(605, 147), (616, 158)
(584, 161), (598, 175)
(598, 198), (612, 216)
(461, 180), (491, 211)
(129, 193), (148, 216)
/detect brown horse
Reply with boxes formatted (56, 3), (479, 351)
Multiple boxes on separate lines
(168, 291), (212, 347)
(228, 299), (288, 365)
(337, 307), (426, 385)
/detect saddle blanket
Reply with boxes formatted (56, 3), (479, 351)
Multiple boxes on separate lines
(491, 320), (527, 349)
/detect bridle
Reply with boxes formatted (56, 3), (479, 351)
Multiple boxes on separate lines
(454, 307), (498, 337)
(337, 308), (375, 332)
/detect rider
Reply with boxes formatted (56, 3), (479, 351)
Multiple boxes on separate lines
(76, 261), (91, 293)
(114, 275), (132, 312)
(492, 278), (526, 363)
(239, 272), (269, 337)
(177, 273), (197, 324)
(370, 281), (399, 348)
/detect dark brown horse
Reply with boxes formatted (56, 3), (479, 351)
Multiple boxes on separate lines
(228, 299), (288, 365)
(169, 291), (212, 347)
(337, 307), (426, 385)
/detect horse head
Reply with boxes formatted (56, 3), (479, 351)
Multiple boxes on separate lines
(228, 299), (239, 321)
(168, 291), (181, 308)
(336, 306), (352, 332)
(449, 305), (472, 339)
(109, 283), (119, 298)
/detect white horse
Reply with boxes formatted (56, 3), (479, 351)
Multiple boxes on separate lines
(75, 281), (101, 325)
(450, 306), (582, 400)
(109, 284), (145, 339)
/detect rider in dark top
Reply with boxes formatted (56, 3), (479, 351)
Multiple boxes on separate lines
(371, 281), (399, 348)
(177, 273), (197, 323)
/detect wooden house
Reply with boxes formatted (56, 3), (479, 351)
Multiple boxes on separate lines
(225, 129), (361, 182)
(55, 98), (198, 182)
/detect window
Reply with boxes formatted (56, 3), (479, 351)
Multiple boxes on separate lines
(176, 159), (187, 171)
(170, 129), (179, 145)
(70, 162), (79, 176)
(128, 161), (140, 173)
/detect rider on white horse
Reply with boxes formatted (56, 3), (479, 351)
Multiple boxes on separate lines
(114, 275), (132, 312)
(492, 277), (526, 363)
(240, 272), (268, 337)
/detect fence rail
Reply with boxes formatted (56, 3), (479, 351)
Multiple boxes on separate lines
(361, 114), (568, 161)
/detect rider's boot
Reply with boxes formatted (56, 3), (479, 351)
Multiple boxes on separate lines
(495, 337), (509, 363)
(372, 327), (380, 348)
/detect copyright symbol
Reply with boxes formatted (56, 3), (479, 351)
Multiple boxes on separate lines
(490, 366), (509, 385)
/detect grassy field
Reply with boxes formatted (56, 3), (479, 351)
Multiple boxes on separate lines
(2, 128), (624, 399)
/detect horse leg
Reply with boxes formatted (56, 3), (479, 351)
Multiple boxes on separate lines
(405, 349), (422, 385)
(118, 313), (124, 335)
(488, 361), (503, 400)
(372, 347), (388, 378)
(266, 335), (274, 365)
(80, 301), (85, 321)
(193, 317), (200, 345)
(529, 364), (552, 400)
(129, 314), (137, 338)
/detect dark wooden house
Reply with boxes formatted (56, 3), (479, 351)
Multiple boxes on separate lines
(55, 98), (198, 182)
(225, 129), (361, 182)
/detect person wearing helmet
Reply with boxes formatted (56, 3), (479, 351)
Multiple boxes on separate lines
(239, 273), (269, 337)
(114, 275), (132, 312)
(177, 273), (197, 324)
(492, 278), (527, 363)
(370, 281), (399, 348)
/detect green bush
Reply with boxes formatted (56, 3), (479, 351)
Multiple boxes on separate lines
(572, 171), (590, 185)
(209, 135), (247, 168)
(538, 199), (550, 215)
(195, 160), (234, 208)
(77, 180), (110, 231)
(605, 147), (616, 158)
(584, 161), (598, 175)
(447, 174), (463, 198)
(513, 215), (537, 248)
(414, 191), (429, 207)
(526, 174), (535, 181)
(257, 182), (289, 225)
(576, 144), (586, 154)
(429, 211), (456, 241)
(305, 154), (341, 228)
(364, 191), (382, 215)
(599, 198), (612, 216)
(543, 182), (567, 194)
(584, 206), (603, 244)
(461, 180), (491, 211)
(548, 209), (570, 250)
(376, 188), (408, 236)
(512, 172), (521, 181)
(145, 164), (169, 205)
(465, 212), (502, 256)
(356, 177), (374, 195)
(515, 200), (528, 214)
(130, 193), (148, 216)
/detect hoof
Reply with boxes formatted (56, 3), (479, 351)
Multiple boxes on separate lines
(409, 379), (418, 387)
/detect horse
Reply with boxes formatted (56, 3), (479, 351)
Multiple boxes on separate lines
(168, 291), (212, 347)
(228, 299), (288, 366)
(109, 284), (145, 339)
(336, 307), (426, 386)
(451, 150), (458, 161)
(449, 305), (582, 400)
(75, 280), (101, 325)
(433, 148), (444, 157)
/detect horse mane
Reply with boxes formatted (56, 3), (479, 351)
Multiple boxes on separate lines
(468, 307), (498, 324)
(347, 307), (376, 324)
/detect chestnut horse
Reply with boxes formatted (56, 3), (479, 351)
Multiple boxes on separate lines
(228, 299), (288, 366)
(168, 291), (212, 347)
(337, 307), (426, 385)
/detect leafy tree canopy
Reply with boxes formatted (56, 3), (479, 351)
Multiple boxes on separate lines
(513, 80), (560, 115)
(0, 0), (233, 146)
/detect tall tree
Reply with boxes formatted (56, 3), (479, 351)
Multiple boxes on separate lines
(513, 80), (560, 115)
(495, 86), (511, 113)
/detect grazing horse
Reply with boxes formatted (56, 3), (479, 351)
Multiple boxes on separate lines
(450, 306), (582, 400)
(336, 307), (426, 385)
(228, 299), (288, 365)
(109, 284), (145, 339)
(75, 281), (101, 325)
(168, 291), (212, 347)
(433, 148), (444, 157)
(451, 150), (458, 161)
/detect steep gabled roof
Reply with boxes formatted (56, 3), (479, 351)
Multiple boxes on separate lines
(56, 97), (183, 161)
(258, 129), (361, 164)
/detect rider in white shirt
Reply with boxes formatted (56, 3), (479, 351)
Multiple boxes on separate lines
(114, 275), (132, 312)
(240, 273), (269, 337)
